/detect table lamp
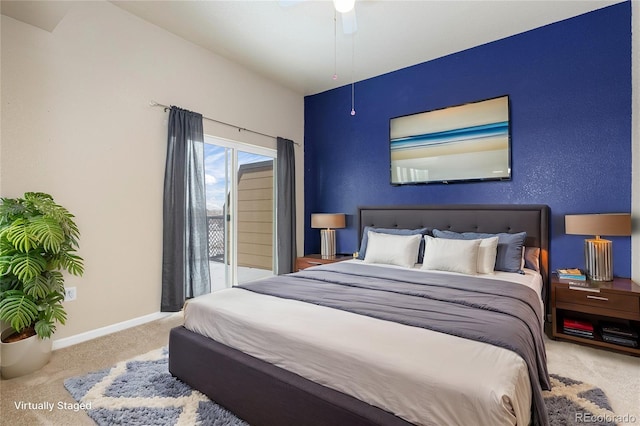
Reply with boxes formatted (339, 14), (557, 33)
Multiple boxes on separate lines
(565, 213), (631, 281)
(311, 213), (346, 258)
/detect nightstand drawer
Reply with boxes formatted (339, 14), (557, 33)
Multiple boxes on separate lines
(556, 287), (639, 313)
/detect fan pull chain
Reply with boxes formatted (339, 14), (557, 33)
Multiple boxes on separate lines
(350, 33), (356, 116)
(333, 11), (338, 80)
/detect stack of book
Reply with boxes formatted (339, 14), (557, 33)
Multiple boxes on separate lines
(600, 322), (639, 348)
(563, 318), (594, 339)
(557, 268), (586, 281)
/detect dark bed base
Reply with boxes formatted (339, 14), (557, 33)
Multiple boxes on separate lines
(169, 325), (413, 426)
(170, 204), (550, 426)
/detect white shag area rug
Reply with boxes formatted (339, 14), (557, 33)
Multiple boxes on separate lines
(64, 347), (620, 426)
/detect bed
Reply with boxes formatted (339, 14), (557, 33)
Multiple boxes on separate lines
(169, 204), (550, 426)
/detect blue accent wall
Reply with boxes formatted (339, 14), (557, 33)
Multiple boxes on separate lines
(304, 2), (632, 277)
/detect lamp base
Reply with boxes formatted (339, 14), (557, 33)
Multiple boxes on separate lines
(584, 238), (613, 281)
(320, 229), (336, 258)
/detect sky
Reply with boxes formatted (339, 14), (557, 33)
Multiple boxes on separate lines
(204, 143), (273, 212)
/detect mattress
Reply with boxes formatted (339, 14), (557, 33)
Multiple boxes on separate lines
(184, 262), (544, 426)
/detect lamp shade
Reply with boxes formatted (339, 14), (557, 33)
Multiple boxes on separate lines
(565, 213), (631, 237)
(311, 213), (346, 229)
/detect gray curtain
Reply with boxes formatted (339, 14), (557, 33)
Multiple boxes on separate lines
(161, 106), (211, 311)
(276, 137), (297, 274)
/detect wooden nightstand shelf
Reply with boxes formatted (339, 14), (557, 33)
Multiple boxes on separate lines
(551, 275), (640, 356)
(296, 254), (352, 271)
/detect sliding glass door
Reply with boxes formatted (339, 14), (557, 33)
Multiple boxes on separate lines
(204, 136), (276, 290)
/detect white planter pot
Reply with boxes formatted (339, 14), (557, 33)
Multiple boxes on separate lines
(0, 329), (52, 379)
(0, 320), (10, 364)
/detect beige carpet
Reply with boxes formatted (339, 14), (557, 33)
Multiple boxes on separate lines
(0, 313), (184, 426)
(1, 314), (638, 426)
(544, 335), (640, 426)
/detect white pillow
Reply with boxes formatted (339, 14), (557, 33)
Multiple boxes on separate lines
(363, 231), (422, 268)
(477, 236), (499, 274)
(421, 236), (481, 275)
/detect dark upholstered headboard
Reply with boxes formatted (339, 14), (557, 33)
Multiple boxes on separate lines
(358, 204), (550, 317)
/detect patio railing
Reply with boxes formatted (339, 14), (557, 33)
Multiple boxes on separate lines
(207, 215), (224, 262)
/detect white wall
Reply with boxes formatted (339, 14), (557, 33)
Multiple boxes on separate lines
(0, 2), (304, 341)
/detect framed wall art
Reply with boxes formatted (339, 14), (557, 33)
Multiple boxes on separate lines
(390, 95), (511, 185)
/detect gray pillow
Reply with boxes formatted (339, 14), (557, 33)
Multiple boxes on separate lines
(358, 226), (431, 262)
(432, 229), (527, 273)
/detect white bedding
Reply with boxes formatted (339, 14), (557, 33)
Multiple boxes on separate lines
(184, 262), (543, 426)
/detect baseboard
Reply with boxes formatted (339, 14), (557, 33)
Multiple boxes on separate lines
(52, 312), (176, 350)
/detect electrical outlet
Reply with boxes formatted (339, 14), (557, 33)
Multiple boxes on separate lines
(64, 287), (77, 301)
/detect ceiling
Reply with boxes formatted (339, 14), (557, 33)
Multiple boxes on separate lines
(2, 0), (623, 96)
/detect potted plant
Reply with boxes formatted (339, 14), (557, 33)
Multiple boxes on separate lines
(0, 192), (83, 378)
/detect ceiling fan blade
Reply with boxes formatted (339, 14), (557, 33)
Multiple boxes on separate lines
(341, 9), (357, 34)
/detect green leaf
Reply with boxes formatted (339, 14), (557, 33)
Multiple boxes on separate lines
(0, 235), (17, 255)
(29, 217), (64, 252)
(0, 198), (26, 226)
(10, 252), (47, 282)
(0, 255), (13, 276)
(0, 276), (20, 292)
(34, 319), (54, 339)
(24, 192), (53, 202)
(44, 295), (66, 324)
(0, 291), (38, 333)
(47, 271), (65, 293)
(59, 252), (84, 276)
(5, 218), (39, 253)
(23, 274), (50, 299)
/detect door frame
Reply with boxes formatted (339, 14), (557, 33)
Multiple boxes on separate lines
(204, 135), (277, 288)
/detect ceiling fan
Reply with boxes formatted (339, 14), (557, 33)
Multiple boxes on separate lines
(281, 0), (359, 115)
(334, 0), (358, 34)
(281, 0), (358, 34)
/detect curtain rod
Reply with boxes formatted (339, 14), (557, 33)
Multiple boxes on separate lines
(149, 101), (299, 146)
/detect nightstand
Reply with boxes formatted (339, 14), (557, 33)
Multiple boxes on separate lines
(296, 254), (352, 271)
(551, 275), (640, 356)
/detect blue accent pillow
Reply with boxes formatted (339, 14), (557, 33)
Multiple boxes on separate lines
(432, 229), (527, 273)
(358, 227), (431, 263)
